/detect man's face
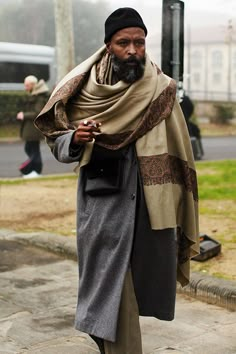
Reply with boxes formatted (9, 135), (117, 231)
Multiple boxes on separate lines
(24, 80), (34, 93)
(106, 27), (146, 83)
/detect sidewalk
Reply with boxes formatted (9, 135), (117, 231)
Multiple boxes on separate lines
(0, 229), (235, 354)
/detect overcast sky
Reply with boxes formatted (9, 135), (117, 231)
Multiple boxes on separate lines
(107, 0), (236, 32)
(104, 0), (236, 62)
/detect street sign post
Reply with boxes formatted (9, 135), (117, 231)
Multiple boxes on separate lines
(161, 0), (184, 100)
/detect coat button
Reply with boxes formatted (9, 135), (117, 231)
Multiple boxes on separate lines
(131, 193), (136, 200)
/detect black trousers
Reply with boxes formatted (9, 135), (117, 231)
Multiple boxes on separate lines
(19, 141), (42, 175)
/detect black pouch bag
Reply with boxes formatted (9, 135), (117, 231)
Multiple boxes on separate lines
(84, 145), (125, 196)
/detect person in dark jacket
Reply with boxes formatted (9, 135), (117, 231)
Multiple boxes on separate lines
(180, 93), (204, 157)
(16, 75), (49, 178)
(35, 8), (199, 354)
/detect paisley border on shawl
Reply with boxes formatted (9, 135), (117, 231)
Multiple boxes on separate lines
(37, 74), (87, 117)
(96, 79), (176, 149)
(35, 74), (87, 135)
(138, 153), (198, 201)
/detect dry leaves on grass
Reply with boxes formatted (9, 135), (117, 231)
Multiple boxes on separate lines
(0, 179), (77, 236)
(0, 178), (235, 280)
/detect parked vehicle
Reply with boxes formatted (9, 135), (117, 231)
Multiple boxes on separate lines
(0, 42), (56, 91)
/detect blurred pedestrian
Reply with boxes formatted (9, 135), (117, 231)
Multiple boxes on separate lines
(35, 7), (199, 354)
(180, 93), (204, 157)
(16, 75), (49, 178)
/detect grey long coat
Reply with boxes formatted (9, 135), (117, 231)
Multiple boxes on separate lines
(52, 132), (177, 342)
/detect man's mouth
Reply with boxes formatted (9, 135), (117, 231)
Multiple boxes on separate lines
(125, 61), (138, 66)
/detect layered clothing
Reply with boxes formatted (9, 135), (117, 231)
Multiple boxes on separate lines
(20, 79), (49, 141)
(19, 79), (49, 175)
(35, 46), (199, 341)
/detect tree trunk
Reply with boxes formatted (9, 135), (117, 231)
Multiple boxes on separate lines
(54, 0), (75, 82)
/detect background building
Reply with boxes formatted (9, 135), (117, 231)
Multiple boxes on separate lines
(184, 22), (236, 102)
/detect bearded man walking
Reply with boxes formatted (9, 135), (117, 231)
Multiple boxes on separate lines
(35, 8), (199, 354)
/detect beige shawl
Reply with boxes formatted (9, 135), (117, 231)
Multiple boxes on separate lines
(35, 46), (199, 286)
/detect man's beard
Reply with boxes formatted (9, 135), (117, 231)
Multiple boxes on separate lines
(111, 54), (146, 84)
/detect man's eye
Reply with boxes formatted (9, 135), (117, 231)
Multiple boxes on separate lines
(135, 41), (145, 46)
(118, 41), (128, 46)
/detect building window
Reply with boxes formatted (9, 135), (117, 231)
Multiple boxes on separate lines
(212, 50), (222, 68)
(212, 72), (222, 84)
(191, 51), (202, 68)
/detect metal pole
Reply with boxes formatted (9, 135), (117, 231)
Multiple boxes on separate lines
(171, 2), (181, 83)
(161, 0), (184, 101)
(227, 20), (233, 102)
(187, 24), (191, 94)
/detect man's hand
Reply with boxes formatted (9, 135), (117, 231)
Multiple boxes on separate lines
(72, 120), (102, 145)
(16, 112), (24, 120)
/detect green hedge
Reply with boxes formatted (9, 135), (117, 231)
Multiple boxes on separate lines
(213, 103), (235, 124)
(0, 91), (29, 125)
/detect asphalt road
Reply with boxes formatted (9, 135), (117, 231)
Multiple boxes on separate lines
(0, 140), (78, 178)
(0, 136), (235, 178)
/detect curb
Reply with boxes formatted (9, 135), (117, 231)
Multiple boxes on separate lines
(177, 273), (236, 312)
(0, 229), (235, 312)
(0, 138), (21, 144)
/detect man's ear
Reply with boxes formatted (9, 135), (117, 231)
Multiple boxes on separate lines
(106, 43), (111, 54)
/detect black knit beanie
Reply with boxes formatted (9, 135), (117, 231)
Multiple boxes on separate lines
(104, 7), (148, 43)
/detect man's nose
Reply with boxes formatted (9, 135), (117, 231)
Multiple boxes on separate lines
(127, 43), (137, 55)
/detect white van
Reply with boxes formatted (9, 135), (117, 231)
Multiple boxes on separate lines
(0, 42), (56, 91)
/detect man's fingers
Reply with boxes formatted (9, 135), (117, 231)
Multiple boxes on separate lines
(73, 121), (101, 144)
(80, 120), (102, 132)
(74, 130), (95, 143)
